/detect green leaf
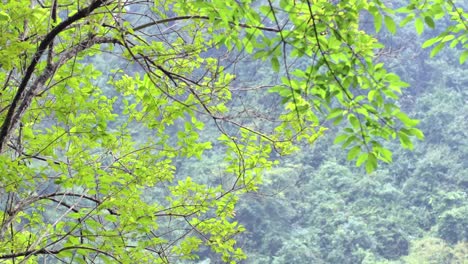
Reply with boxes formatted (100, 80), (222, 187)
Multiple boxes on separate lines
(408, 128), (424, 140)
(342, 135), (357, 149)
(459, 50), (468, 64)
(368, 6), (382, 33)
(356, 153), (368, 167)
(327, 108), (344, 120)
(449, 39), (459, 48)
(440, 35), (454, 43)
(0, 11), (10, 21)
(400, 14), (415, 27)
(422, 37), (439, 48)
(348, 115), (360, 130)
(374, 13), (382, 33)
(365, 153), (377, 173)
(368, 90), (376, 102)
(271, 56), (280, 72)
(104, 214), (117, 223)
(398, 131), (414, 150)
(333, 115), (344, 125)
(379, 148), (393, 163)
(424, 16), (435, 29)
(334, 134), (348, 144)
(395, 112), (419, 127)
(384, 16), (396, 34)
(347, 146), (361, 161)
(415, 17), (424, 35)
(430, 42), (445, 58)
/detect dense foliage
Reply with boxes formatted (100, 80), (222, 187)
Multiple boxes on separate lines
(0, 0), (466, 263)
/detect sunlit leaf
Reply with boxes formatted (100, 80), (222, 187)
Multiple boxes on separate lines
(430, 42), (445, 58)
(415, 17), (424, 35)
(347, 146), (361, 161)
(384, 16), (396, 34)
(422, 37), (439, 48)
(395, 112), (419, 127)
(0, 11), (10, 21)
(460, 50), (468, 64)
(356, 153), (368, 167)
(365, 153), (377, 173)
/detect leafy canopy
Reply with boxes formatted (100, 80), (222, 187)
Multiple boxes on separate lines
(0, 0), (466, 263)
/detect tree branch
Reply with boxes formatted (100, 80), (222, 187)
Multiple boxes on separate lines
(133, 15), (280, 32)
(39, 192), (120, 215)
(0, 35), (121, 154)
(0, 0), (110, 152)
(0, 245), (121, 263)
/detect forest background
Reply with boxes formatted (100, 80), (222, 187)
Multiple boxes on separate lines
(0, 0), (466, 263)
